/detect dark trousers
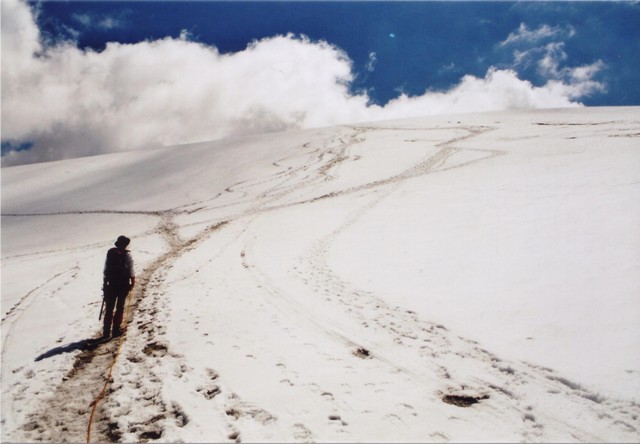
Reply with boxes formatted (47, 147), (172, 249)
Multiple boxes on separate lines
(103, 285), (129, 336)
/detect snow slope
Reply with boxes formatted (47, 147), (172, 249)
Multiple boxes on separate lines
(2, 107), (639, 442)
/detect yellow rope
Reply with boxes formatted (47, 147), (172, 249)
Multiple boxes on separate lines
(86, 290), (134, 443)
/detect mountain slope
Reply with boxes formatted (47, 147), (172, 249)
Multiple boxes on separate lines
(2, 107), (639, 442)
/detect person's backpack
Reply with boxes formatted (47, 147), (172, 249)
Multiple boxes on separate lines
(105, 247), (129, 282)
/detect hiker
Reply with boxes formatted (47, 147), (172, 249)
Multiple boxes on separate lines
(102, 235), (135, 338)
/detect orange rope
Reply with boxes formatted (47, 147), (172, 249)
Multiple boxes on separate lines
(86, 291), (133, 443)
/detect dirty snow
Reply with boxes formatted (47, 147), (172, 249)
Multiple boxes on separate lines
(2, 107), (640, 442)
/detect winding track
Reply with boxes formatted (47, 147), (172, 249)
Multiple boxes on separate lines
(5, 123), (638, 442)
(3, 124), (437, 441)
(4, 128), (345, 441)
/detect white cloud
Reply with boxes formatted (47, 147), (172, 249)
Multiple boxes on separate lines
(380, 68), (579, 118)
(0, 0), (604, 165)
(537, 42), (606, 87)
(72, 11), (125, 30)
(500, 23), (575, 47)
(508, 40), (606, 99)
(97, 16), (123, 31)
(366, 52), (377, 72)
(72, 13), (92, 28)
(499, 22), (606, 101)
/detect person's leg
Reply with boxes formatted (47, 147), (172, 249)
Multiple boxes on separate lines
(102, 291), (117, 337)
(112, 290), (128, 336)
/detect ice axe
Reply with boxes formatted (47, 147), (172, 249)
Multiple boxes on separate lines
(99, 298), (105, 320)
(99, 286), (106, 320)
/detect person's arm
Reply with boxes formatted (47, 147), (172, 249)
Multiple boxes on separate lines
(127, 252), (136, 291)
(103, 253), (109, 289)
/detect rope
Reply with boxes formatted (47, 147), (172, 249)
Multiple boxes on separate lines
(86, 291), (134, 443)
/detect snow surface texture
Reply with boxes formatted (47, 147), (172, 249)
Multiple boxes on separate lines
(2, 107), (639, 442)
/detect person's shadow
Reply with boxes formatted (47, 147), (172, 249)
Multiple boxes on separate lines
(35, 337), (108, 362)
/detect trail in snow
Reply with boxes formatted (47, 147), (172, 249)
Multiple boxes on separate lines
(195, 124), (638, 442)
(3, 115), (639, 442)
(12, 125), (479, 441)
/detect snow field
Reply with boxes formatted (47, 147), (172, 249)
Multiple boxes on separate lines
(2, 107), (639, 442)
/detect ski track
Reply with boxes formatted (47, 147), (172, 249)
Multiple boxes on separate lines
(4, 123), (640, 442)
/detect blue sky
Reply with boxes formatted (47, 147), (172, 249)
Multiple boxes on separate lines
(2, 0), (639, 164)
(36, 1), (638, 105)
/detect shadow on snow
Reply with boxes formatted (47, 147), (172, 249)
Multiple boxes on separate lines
(35, 337), (108, 362)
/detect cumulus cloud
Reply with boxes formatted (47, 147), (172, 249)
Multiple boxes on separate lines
(381, 68), (580, 117)
(1, 0), (605, 165)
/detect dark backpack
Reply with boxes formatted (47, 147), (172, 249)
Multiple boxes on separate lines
(105, 247), (129, 282)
